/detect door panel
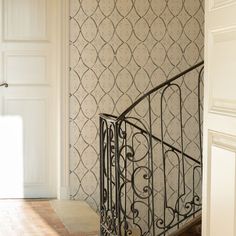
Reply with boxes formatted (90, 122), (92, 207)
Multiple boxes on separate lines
(4, 98), (47, 185)
(209, 27), (236, 115)
(203, 0), (236, 235)
(0, 0), (58, 198)
(210, 145), (235, 236)
(3, 51), (49, 85)
(3, 0), (48, 41)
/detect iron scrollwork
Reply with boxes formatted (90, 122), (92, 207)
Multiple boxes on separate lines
(100, 62), (204, 236)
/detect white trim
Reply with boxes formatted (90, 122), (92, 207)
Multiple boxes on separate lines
(57, 0), (70, 200)
(207, 131), (236, 236)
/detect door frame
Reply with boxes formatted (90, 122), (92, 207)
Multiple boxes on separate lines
(57, 0), (70, 199)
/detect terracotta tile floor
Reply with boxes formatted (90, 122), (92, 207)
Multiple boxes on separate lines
(0, 199), (97, 236)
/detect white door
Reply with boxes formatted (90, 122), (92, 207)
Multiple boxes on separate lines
(203, 0), (236, 236)
(0, 0), (59, 198)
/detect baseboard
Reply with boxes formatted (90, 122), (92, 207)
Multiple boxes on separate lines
(58, 186), (70, 200)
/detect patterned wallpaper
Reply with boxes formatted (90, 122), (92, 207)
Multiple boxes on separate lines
(69, 0), (204, 210)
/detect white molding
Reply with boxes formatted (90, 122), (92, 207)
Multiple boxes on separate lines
(57, 0), (70, 200)
(207, 131), (236, 236)
(210, 0), (236, 11)
(59, 186), (70, 200)
(210, 98), (236, 116)
(209, 130), (236, 152)
(208, 27), (236, 117)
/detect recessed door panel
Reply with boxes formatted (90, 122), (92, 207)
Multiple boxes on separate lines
(4, 52), (49, 85)
(209, 28), (236, 115)
(3, 0), (47, 41)
(4, 98), (47, 185)
(210, 145), (236, 236)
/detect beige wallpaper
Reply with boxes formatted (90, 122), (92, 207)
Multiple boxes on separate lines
(69, 0), (204, 210)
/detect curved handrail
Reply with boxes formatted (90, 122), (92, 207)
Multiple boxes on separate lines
(100, 61), (204, 123)
(117, 61), (204, 121)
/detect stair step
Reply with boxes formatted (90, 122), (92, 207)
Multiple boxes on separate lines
(168, 215), (201, 236)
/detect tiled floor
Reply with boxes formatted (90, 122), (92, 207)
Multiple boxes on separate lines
(0, 199), (97, 236)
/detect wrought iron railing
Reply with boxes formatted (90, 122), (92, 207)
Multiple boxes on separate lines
(100, 61), (204, 236)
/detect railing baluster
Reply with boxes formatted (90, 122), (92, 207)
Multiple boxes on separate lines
(107, 125), (110, 215)
(160, 86), (167, 236)
(115, 122), (121, 236)
(198, 67), (204, 169)
(148, 95), (156, 236)
(99, 117), (104, 236)
(124, 121), (127, 236)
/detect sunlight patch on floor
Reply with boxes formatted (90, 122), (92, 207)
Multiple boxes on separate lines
(50, 200), (99, 235)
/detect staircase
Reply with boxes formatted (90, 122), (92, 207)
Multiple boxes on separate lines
(168, 215), (201, 236)
(99, 62), (204, 236)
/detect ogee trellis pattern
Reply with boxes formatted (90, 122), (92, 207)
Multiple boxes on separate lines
(69, 0), (204, 210)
